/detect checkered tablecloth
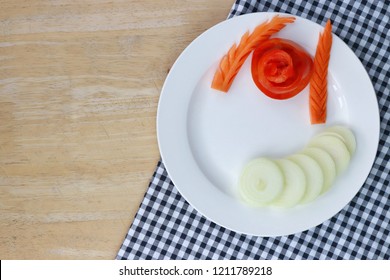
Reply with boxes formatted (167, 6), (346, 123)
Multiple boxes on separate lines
(117, 0), (390, 260)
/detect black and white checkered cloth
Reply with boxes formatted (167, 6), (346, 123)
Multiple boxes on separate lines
(117, 0), (390, 259)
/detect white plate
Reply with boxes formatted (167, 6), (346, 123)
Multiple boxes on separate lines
(157, 12), (380, 236)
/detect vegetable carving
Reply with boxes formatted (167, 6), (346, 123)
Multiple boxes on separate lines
(211, 15), (295, 93)
(251, 38), (313, 100)
(309, 20), (333, 124)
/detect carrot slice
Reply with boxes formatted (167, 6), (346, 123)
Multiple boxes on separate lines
(309, 20), (333, 124)
(211, 15), (295, 93)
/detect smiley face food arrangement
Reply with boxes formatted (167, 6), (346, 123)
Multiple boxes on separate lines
(211, 16), (355, 208)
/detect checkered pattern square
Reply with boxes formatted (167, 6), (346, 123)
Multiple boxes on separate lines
(117, 0), (390, 260)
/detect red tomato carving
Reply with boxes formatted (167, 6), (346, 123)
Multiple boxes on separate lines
(251, 38), (313, 100)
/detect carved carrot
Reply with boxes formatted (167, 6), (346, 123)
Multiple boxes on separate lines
(309, 20), (333, 124)
(211, 15), (295, 93)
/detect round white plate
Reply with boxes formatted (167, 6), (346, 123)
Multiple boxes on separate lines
(157, 12), (380, 236)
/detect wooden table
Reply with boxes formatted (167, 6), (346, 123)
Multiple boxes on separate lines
(0, 0), (231, 259)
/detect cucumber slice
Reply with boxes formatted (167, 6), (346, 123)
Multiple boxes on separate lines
(325, 126), (356, 154)
(271, 159), (306, 208)
(308, 135), (351, 174)
(302, 147), (337, 193)
(288, 153), (324, 203)
(238, 158), (284, 206)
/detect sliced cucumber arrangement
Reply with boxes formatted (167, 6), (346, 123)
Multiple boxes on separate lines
(238, 126), (356, 208)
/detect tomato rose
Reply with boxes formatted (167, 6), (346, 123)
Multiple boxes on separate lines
(251, 38), (314, 100)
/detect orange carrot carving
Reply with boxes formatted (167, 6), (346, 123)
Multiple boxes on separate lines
(211, 15), (295, 93)
(309, 20), (333, 124)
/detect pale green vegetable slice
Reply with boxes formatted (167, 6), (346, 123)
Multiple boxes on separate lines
(325, 126), (356, 154)
(271, 159), (306, 208)
(302, 147), (337, 193)
(288, 153), (324, 203)
(308, 135), (351, 174)
(313, 131), (345, 143)
(238, 158), (284, 207)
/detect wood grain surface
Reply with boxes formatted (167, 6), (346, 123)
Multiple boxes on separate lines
(0, 0), (231, 259)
